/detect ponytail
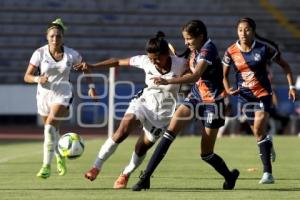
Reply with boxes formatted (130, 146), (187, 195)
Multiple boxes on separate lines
(255, 33), (281, 57)
(176, 48), (191, 59)
(146, 31), (169, 55)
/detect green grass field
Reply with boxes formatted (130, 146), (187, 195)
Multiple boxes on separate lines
(1, 136), (300, 200)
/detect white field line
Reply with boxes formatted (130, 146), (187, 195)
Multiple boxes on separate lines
(0, 151), (42, 163)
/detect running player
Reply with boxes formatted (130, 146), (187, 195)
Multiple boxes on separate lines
(132, 20), (239, 191)
(74, 32), (187, 189)
(24, 18), (97, 179)
(222, 17), (297, 184)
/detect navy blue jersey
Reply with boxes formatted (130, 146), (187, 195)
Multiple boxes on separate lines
(222, 40), (278, 99)
(189, 39), (225, 102)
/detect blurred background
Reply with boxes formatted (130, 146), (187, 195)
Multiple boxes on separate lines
(0, 0), (299, 137)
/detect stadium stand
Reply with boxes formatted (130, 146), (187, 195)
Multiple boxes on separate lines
(0, 0), (299, 84)
(0, 0), (299, 131)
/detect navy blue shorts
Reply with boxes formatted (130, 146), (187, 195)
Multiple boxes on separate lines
(238, 94), (272, 125)
(183, 86), (225, 129)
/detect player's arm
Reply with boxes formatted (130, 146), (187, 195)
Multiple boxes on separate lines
(24, 64), (48, 84)
(223, 64), (240, 96)
(82, 66), (97, 99)
(74, 58), (130, 71)
(152, 60), (208, 85)
(273, 56), (298, 101)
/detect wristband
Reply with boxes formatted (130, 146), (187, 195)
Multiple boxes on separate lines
(88, 83), (96, 89)
(289, 85), (296, 90)
(34, 76), (39, 83)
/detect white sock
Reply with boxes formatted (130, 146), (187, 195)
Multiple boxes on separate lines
(54, 128), (61, 157)
(93, 137), (118, 170)
(122, 152), (146, 175)
(43, 124), (57, 166)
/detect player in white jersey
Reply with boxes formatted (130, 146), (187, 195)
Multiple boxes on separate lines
(74, 32), (187, 189)
(24, 18), (97, 179)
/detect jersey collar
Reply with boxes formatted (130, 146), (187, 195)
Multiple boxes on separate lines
(236, 40), (256, 52)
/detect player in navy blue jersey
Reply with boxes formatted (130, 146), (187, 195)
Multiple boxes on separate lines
(223, 17), (297, 184)
(132, 20), (239, 191)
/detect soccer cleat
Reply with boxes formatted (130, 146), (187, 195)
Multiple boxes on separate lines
(259, 172), (274, 184)
(113, 173), (130, 189)
(56, 155), (67, 176)
(84, 167), (100, 181)
(223, 169), (240, 190)
(132, 171), (150, 191)
(36, 165), (51, 179)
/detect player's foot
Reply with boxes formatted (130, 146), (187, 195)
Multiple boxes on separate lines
(84, 167), (100, 181)
(259, 172), (274, 184)
(113, 173), (130, 189)
(132, 171), (150, 191)
(56, 155), (67, 176)
(223, 169), (240, 190)
(267, 135), (276, 162)
(36, 165), (51, 179)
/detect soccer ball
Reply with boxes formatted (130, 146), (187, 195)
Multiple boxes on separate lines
(58, 133), (85, 159)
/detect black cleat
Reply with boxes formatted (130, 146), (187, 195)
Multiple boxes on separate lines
(132, 171), (150, 191)
(223, 169), (240, 190)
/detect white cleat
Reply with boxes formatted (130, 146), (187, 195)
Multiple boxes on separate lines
(259, 172), (275, 184)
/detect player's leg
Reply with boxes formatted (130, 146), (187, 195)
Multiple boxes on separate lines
(85, 113), (141, 181)
(114, 131), (155, 189)
(201, 127), (239, 190)
(132, 104), (192, 191)
(251, 111), (274, 184)
(37, 104), (68, 178)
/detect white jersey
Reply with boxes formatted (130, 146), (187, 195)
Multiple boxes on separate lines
(30, 44), (82, 96)
(126, 55), (187, 142)
(29, 45), (82, 116)
(129, 55), (187, 98)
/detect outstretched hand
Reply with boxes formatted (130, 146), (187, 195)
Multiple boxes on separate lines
(150, 77), (169, 85)
(73, 62), (89, 71)
(227, 87), (240, 96)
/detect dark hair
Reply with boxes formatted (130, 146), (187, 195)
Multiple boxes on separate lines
(182, 20), (207, 40)
(145, 31), (169, 55)
(177, 20), (208, 58)
(238, 17), (281, 57)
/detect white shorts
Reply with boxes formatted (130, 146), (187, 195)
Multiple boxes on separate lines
(126, 88), (176, 142)
(36, 88), (73, 116)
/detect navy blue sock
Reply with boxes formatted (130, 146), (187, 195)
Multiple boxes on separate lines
(201, 153), (232, 180)
(258, 136), (272, 173)
(143, 130), (176, 177)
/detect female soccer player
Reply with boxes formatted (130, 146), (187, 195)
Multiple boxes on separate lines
(222, 17), (297, 184)
(132, 20), (239, 191)
(24, 18), (97, 179)
(74, 32), (187, 189)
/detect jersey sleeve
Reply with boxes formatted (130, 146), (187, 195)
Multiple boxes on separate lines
(195, 48), (214, 65)
(222, 50), (233, 67)
(72, 49), (83, 65)
(29, 50), (41, 67)
(129, 55), (147, 69)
